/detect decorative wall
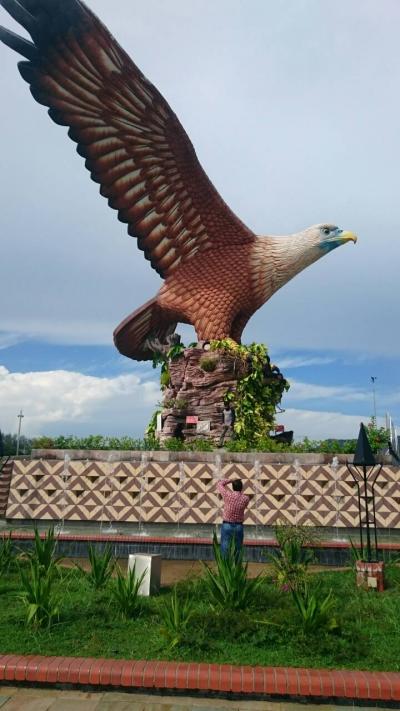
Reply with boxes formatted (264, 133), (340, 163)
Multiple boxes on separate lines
(5, 456), (400, 528)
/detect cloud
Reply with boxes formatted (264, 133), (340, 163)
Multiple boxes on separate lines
(0, 366), (159, 437)
(2, 359), (395, 442)
(0, 319), (113, 347)
(0, 332), (25, 350)
(276, 355), (337, 369)
(277, 408), (365, 441)
(286, 380), (369, 403)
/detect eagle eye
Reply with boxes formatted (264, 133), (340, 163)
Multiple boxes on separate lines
(322, 227), (330, 236)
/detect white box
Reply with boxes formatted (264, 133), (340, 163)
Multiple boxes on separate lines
(128, 554), (162, 596)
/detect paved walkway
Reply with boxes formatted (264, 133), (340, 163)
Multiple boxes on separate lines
(0, 687), (391, 710)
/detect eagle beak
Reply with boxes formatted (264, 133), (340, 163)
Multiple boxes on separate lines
(339, 230), (357, 244)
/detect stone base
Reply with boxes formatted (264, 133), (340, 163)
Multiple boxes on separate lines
(128, 554), (162, 596)
(355, 559), (385, 591)
(158, 344), (248, 445)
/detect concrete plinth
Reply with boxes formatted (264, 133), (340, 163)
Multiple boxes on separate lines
(128, 553), (162, 595)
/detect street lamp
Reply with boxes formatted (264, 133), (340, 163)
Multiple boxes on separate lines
(371, 376), (377, 422)
(346, 422), (385, 591)
(16, 410), (24, 456)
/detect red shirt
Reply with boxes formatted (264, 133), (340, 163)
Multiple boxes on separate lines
(217, 479), (250, 523)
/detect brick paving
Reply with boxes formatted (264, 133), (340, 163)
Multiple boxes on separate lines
(0, 688), (395, 710)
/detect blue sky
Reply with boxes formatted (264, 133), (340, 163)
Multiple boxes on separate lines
(1, 0), (399, 440)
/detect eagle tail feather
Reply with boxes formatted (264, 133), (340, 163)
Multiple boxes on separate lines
(113, 297), (177, 362)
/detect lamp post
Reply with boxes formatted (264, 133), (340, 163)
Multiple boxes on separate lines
(16, 410), (24, 456)
(371, 376), (377, 421)
(347, 422), (384, 591)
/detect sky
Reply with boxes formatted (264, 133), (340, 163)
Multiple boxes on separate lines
(1, 0), (399, 441)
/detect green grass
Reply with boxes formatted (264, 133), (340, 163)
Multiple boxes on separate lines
(1, 563), (400, 670)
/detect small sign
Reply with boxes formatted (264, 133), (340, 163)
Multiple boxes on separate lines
(196, 420), (211, 433)
(156, 413), (163, 432)
(186, 415), (198, 424)
(275, 425), (285, 433)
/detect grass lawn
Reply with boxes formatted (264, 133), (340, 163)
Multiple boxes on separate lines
(1, 561), (400, 671)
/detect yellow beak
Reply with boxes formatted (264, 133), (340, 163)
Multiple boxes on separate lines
(340, 230), (357, 244)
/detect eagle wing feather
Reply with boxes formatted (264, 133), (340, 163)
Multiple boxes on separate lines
(0, 0), (255, 278)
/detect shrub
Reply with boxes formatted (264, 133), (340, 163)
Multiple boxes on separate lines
(199, 356), (219, 372)
(0, 534), (13, 576)
(269, 524), (316, 591)
(163, 437), (185, 451)
(31, 436), (54, 449)
(111, 564), (146, 619)
(202, 534), (265, 610)
(366, 417), (389, 453)
(27, 526), (62, 574)
(19, 560), (59, 629)
(291, 582), (338, 633)
(184, 438), (213, 452)
(160, 586), (194, 649)
(80, 543), (115, 590)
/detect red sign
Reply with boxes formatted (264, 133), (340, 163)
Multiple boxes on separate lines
(186, 415), (198, 424)
(275, 425), (285, 433)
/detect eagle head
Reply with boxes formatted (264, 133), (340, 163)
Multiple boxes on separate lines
(308, 224), (357, 253)
(264, 223), (358, 301)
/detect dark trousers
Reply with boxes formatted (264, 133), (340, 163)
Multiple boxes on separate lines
(219, 425), (232, 447)
(220, 521), (244, 560)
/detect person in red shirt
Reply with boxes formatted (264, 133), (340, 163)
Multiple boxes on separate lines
(217, 478), (250, 559)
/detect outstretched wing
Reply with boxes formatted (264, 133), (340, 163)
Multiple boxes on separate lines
(0, 0), (255, 278)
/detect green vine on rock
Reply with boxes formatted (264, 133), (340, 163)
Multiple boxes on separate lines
(210, 340), (290, 446)
(151, 342), (185, 390)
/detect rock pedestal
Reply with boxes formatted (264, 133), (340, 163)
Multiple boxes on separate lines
(158, 345), (247, 445)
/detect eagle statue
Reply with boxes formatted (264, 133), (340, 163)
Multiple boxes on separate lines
(0, 0), (357, 361)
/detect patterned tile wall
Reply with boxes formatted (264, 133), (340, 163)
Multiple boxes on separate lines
(5, 459), (400, 527)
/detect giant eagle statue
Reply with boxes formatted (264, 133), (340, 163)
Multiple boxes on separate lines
(0, 0), (357, 361)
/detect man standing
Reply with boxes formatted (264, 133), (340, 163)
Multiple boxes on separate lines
(219, 403), (235, 447)
(217, 478), (250, 559)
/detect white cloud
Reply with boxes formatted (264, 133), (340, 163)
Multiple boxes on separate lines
(0, 332), (25, 350)
(276, 355), (337, 369)
(277, 408), (366, 441)
(0, 366), (159, 437)
(0, 363), (391, 442)
(285, 379), (370, 403)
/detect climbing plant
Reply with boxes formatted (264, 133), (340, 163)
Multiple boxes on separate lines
(148, 341), (186, 433)
(151, 342), (185, 390)
(210, 340), (289, 446)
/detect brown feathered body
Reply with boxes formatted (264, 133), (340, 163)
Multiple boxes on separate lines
(0, 0), (356, 361)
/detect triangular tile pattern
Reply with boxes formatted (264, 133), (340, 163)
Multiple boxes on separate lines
(4, 459), (400, 528)
(0, 460), (14, 518)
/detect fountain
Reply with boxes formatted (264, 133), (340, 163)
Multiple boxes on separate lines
(56, 452), (71, 534)
(331, 455), (345, 541)
(100, 452), (118, 534)
(293, 458), (301, 526)
(253, 459), (262, 538)
(214, 452), (222, 479)
(213, 452), (223, 538)
(138, 451), (149, 535)
(176, 461), (186, 535)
